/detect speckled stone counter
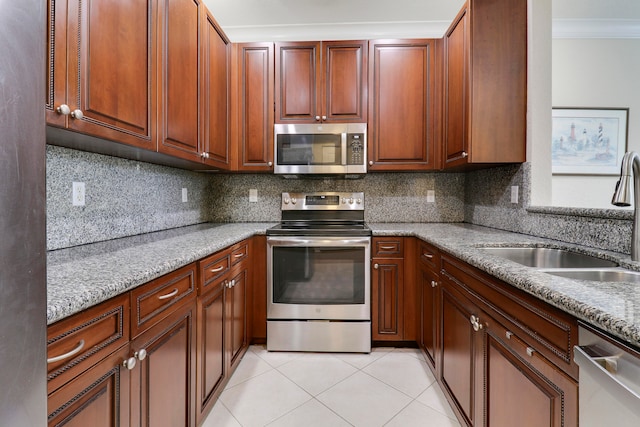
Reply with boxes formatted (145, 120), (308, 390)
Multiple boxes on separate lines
(369, 223), (640, 349)
(47, 222), (276, 324)
(48, 221), (640, 350)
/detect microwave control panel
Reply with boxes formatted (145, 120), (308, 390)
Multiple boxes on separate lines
(347, 134), (365, 165)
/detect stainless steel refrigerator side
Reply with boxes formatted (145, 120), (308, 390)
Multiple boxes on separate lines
(0, 1), (47, 425)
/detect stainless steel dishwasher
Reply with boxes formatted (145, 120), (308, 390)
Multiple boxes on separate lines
(574, 323), (640, 426)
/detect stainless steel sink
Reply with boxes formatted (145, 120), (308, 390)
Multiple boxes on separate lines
(479, 247), (618, 268)
(544, 269), (640, 284)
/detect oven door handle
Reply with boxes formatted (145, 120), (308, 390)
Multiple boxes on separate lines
(267, 237), (371, 246)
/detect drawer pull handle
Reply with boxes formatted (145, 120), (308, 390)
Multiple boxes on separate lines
(211, 265), (224, 273)
(157, 288), (179, 300)
(47, 339), (85, 363)
(423, 253), (433, 259)
(380, 246), (396, 250)
(526, 347), (536, 357)
(234, 253), (245, 258)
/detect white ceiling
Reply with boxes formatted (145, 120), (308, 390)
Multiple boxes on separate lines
(203, 0), (640, 42)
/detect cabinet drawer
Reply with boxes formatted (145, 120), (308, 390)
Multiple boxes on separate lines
(131, 263), (196, 337)
(373, 238), (404, 257)
(199, 250), (231, 294)
(47, 293), (130, 395)
(230, 241), (249, 266)
(441, 255), (578, 379)
(418, 240), (439, 271)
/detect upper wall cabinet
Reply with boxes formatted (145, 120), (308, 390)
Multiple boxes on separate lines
(368, 39), (440, 171)
(231, 43), (275, 172)
(442, 0), (527, 169)
(46, 0), (157, 151)
(201, 9), (231, 170)
(275, 41), (368, 124)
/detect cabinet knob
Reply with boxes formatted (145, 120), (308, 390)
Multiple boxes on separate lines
(461, 151), (468, 158)
(526, 347), (536, 357)
(71, 109), (83, 120)
(431, 280), (438, 288)
(267, 161), (273, 167)
(374, 263), (379, 270)
(369, 161), (373, 166)
(322, 115), (327, 121)
(123, 356), (137, 370)
(470, 314), (483, 332)
(134, 348), (147, 361)
(505, 331), (513, 340)
(315, 116), (321, 121)
(56, 104), (71, 116)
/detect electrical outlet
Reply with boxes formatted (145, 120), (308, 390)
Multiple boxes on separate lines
(511, 185), (519, 204)
(182, 188), (188, 203)
(427, 190), (435, 203)
(72, 182), (85, 206)
(249, 189), (258, 202)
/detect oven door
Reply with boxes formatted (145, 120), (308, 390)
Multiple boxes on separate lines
(267, 236), (371, 321)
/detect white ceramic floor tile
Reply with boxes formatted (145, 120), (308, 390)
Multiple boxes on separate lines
(250, 345), (304, 368)
(200, 402), (242, 427)
(225, 349), (274, 389)
(277, 354), (358, 396)
(363, 352), (436, 398)
(392, 347), (426, 360)
(385, 401), (461, 427)
(333, 347), (393, 369)
(317, 371), (412, 427)
(220, 369), (312, 427)
(416, 383), (458, 420)
(266, 399), (352, 427)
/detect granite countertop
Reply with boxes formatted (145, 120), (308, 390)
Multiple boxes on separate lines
(47, 221), (640, 349)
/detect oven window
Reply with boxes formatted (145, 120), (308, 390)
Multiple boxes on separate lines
(276, 134), (342, 165)
(272, 246), (365, 305)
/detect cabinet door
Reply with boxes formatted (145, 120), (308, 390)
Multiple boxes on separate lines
(368, 39), (438, 171)
(233, 43), (274, 171)
(275, 42), (321, 123)
(443, 6), (470, 167)
(371, 258), (404, 340)
(440, 279), (484, 426)
(419, 265), (438, 369)
(227, 267), (248, 369)
(196, 282), (226, 424)
(51, 0), (156, 150)
(202, 9), (230, 169)
(47, 345), (131, 427)
(322, 41), (368, 122)
(158, 0), (202, 162)
(130, 301), (196, 427)
(45, 0), (68, 128)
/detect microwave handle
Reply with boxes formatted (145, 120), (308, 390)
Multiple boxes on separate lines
(341, 133), (347, 165)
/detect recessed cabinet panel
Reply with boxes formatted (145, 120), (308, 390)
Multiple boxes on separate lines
(276, 42), (319, 122)
(323, 41), (368, 122)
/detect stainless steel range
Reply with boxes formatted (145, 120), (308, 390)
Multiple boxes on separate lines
(266, 192), (371, 353)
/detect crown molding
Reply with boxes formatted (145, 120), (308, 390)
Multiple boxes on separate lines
(553, 19), (640, 39)
(220, 21), (451, 43)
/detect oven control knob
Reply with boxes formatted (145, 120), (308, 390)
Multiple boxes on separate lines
(341, 198), (347, 204)
(291, 197), (297, 204)
(356, 198), (362, 204)
(284, 198), (290, 204)
(348, 198), (354, 204)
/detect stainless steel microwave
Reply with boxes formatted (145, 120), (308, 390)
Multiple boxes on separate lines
(274, 123), (367, 176)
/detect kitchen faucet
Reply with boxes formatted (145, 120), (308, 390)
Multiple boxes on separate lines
(612, 151), (640, 260)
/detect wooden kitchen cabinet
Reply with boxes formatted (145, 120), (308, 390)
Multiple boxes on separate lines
(201, 8), (231, 170)
(417, 240), (440, 371)
(367, 39), (440, 171)
(275, 40), (368, 123)
(442, 0), (527, 169)
(45, 0), (156, 150)
(439, 254), (578, 427)
(195, 239), (251, 423)
(231, 43), (275, 171)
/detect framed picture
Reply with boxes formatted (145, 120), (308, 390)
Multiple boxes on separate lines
(551, 107), (629, 175)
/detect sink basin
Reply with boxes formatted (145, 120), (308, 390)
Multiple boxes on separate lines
(479, 247), (618, 268)
(544, 269), (640, 284)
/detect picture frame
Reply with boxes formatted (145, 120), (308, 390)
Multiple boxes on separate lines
(551, 107), (629, 175)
